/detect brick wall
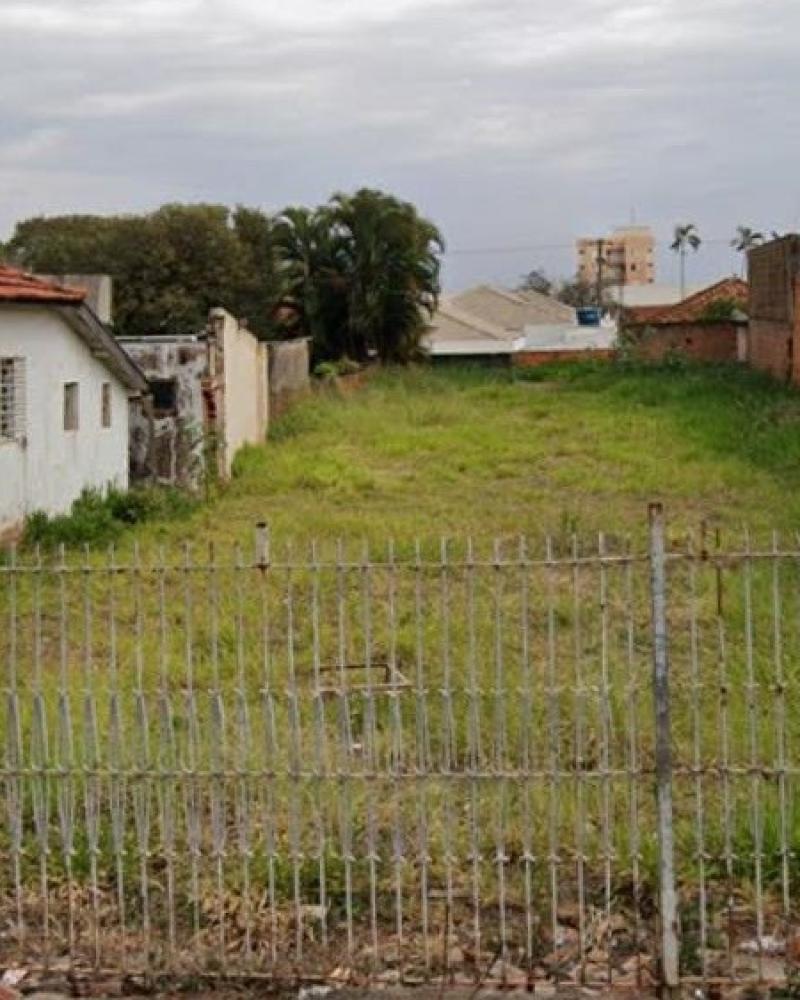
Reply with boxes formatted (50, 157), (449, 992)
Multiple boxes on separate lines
(748, 321), (793, 381)
(630, 323), (741, 363)
(513, 348), (615, 368)
(747, 236), (800, 384)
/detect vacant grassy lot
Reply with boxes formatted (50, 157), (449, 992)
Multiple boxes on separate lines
(4, 362), (800, 979)
(129, 360), (800, 551)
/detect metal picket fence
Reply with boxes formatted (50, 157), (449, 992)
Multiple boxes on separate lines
(1, 505), (799, 991)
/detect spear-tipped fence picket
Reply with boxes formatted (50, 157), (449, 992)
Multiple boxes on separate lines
(2, 505), (800, 991)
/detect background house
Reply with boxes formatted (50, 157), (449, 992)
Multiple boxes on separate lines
(121, 306), (270, 485)
(0, 267), (147, 540)
(621, 277), (749, 363)
(423, 301), (522, 363)
(448, 284), (575, 330)
(425, 284), (616, 366)
(606, 282), (706, 310)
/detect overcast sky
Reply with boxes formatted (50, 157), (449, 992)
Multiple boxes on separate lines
(1, 0), (798, 289)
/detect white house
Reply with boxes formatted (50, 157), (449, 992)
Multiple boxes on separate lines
(423, 301), (524, 361)
(0, 267), (148, 540)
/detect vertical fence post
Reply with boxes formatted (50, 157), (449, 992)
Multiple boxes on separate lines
(255, 521), (270, 569)
(648, 502), (680, 995)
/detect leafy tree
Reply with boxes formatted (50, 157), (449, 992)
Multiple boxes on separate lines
(275, 189), (443, 363)
(670, 223), (701, 299)
(517, 268), (552, 296)
(230, 206), (282, 328)
(556, 275), (600, 308)
(730, 225), (763, 276)
(4, 204), (279, 337)
(4, 191), (443, 361)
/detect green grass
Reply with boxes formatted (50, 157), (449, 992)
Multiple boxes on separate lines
(114, 360), (800, 553)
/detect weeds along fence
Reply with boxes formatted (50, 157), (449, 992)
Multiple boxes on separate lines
(2, 506), (800, 989)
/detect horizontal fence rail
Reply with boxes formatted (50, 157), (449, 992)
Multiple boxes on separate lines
(1, 514), (799, 989)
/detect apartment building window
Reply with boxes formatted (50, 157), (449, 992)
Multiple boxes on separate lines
(64, 382), (79, 431)
(0, 357), (26, 442)
(101, 382), (112, 428)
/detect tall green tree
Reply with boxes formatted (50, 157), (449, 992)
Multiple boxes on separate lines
(4, 204), (279, 337)
(274, 189), (443, 363)
(272, 205), (351, 356)
(670, 223), (702, 299)
(730, 225), (764, 275)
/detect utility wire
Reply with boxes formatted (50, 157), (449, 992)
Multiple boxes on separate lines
(446, 236), (741, 256)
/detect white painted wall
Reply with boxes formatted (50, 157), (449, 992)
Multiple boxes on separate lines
(211, 308), (269, 475)
(0, 305), (131, 537)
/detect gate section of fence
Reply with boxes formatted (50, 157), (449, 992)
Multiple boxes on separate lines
(0, 510), (797, 991)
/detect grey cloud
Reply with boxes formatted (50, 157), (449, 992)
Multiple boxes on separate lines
(1, 0), (799, 288)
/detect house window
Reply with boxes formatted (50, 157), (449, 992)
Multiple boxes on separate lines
(64, 382), (79, 431)
(101, 382), (112, 428)
(0, 357), (25, 442)
(151, 378), (178, 415)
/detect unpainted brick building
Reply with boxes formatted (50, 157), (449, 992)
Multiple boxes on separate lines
(622, 277), (748, 364)
(748, 236), (800, 383)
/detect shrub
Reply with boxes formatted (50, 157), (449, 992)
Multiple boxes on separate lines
(312, 360), (339, 379)
(23, 486), (196, 549)
(700, 297), (740, 322)
(312, 357), (362, 379)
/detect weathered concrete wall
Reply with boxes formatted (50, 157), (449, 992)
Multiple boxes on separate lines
(0, 304), (130, 538)
(119, 337), (208, 487)
(121, 311), (270, 486)
(267, 338), (310, 417)
(212, 309), (269, 476)
(627, 323), (741, 364)
(748, 236), (800, 383)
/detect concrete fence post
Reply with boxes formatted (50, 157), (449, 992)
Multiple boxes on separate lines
(648, 502), (680, 995)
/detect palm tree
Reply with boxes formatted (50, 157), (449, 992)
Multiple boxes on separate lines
(670, 223), (702, 299)
(273, 191), (443, 364)
(272, 205), (352, 358)
(731, 225), (763, 276)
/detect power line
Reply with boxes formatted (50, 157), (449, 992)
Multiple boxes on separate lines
(446, 235), (743, 256)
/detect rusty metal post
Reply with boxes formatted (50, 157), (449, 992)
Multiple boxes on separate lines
(648, 503), (680, 996)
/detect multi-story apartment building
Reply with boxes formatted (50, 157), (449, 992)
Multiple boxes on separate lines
(577, 225), (655, 288)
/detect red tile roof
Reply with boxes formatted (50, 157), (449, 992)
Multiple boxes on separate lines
(0, 266), (86, 305)
(624, 277), (748, 326)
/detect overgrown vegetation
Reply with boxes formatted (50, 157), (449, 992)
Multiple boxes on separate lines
(215, 360), (800, 545)
(3, 190), (444, 363)
(5, 362), (800, 976)
(23, 485), (197, 548)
